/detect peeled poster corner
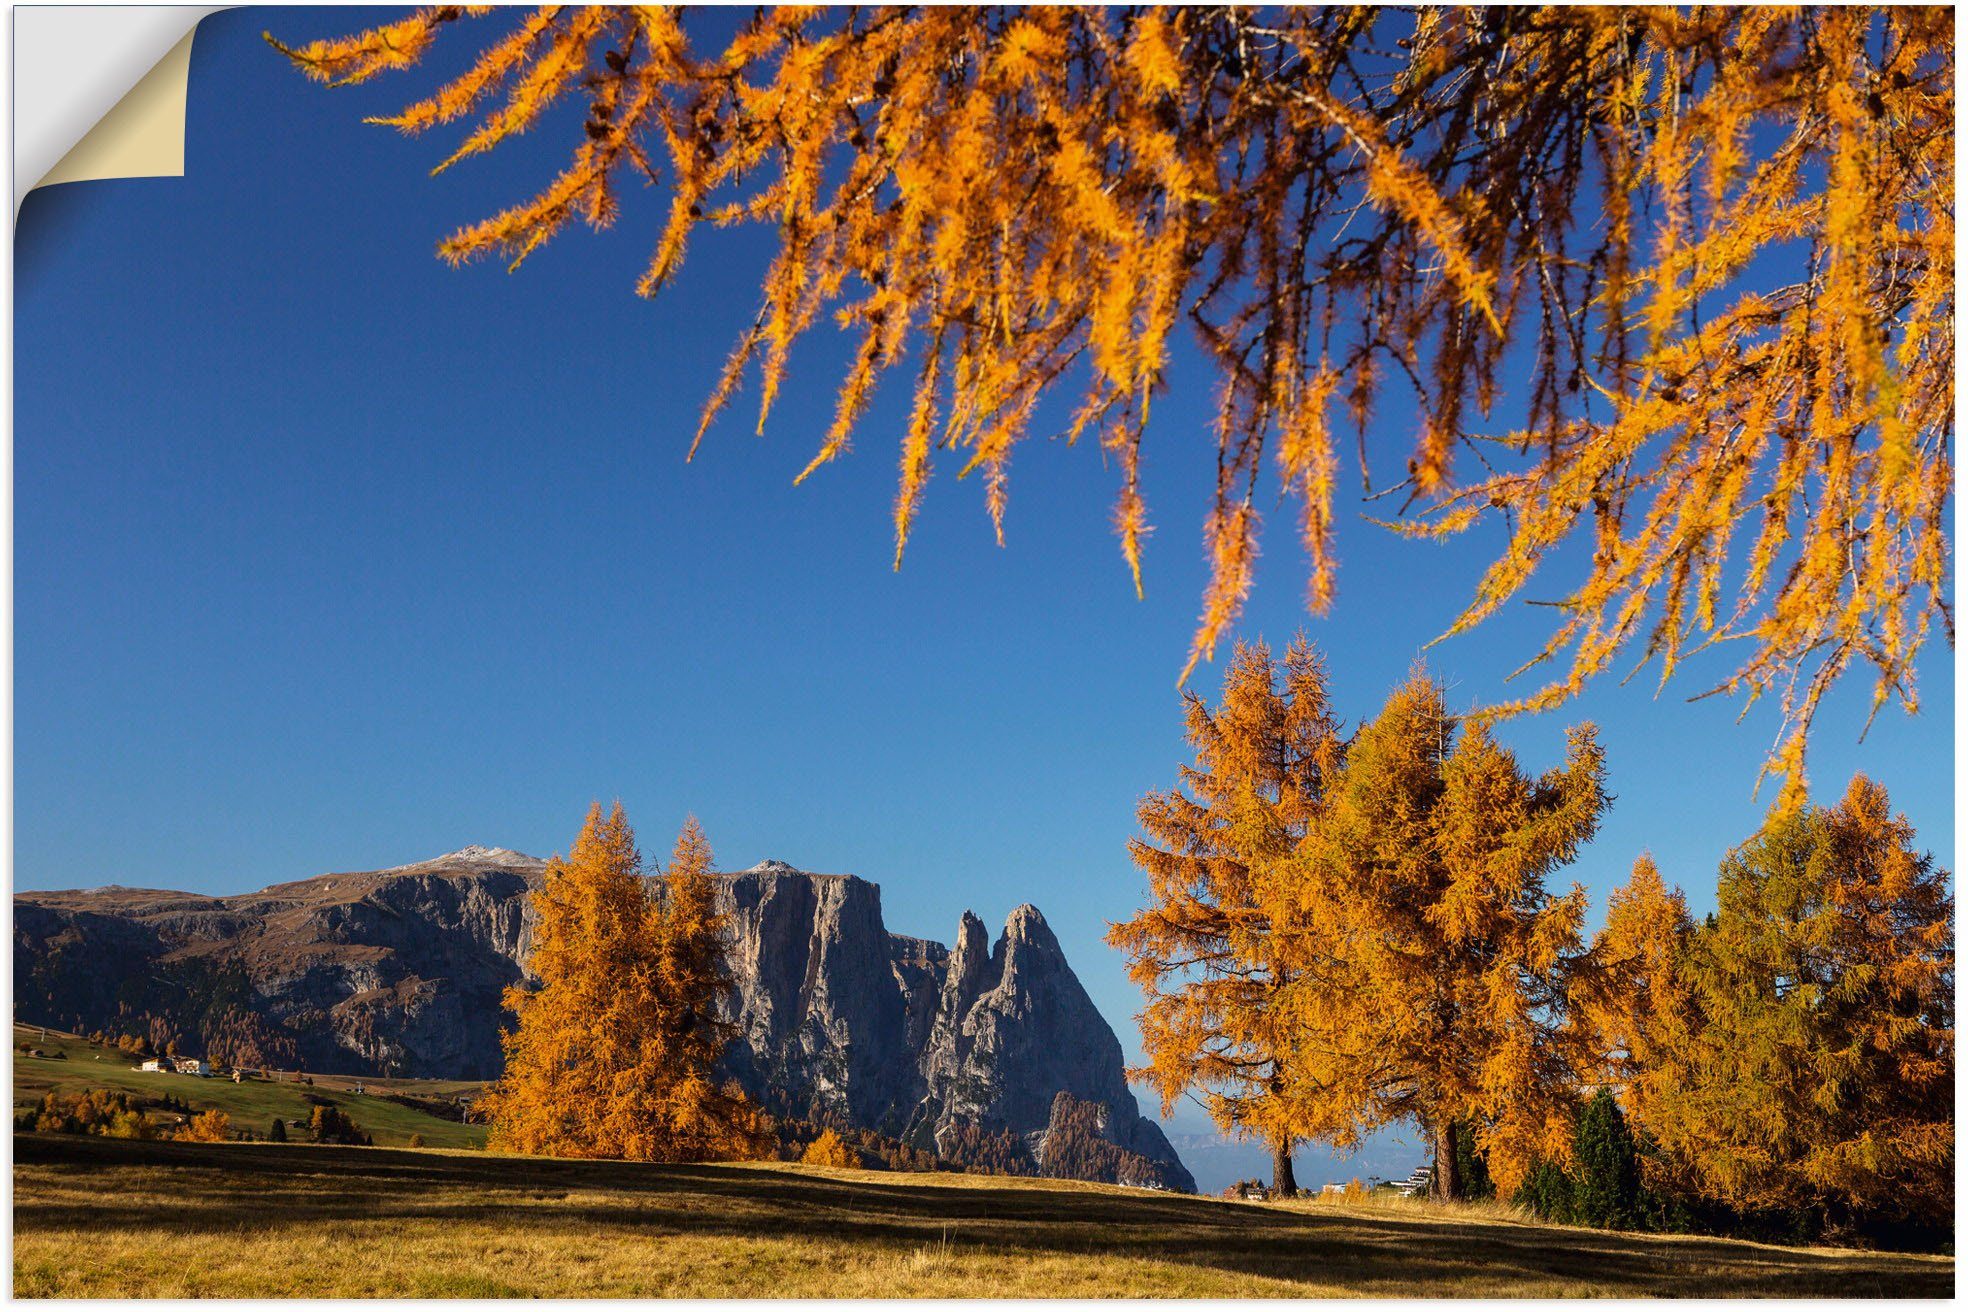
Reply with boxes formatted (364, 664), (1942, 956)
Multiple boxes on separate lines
(14, 7), (219, 211)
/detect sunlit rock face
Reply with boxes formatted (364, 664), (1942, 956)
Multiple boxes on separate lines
(15, 847), (545, 1079)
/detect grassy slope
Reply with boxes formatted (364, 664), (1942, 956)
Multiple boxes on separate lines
(12, 1135), (1950, 1298)
(12, 1025), (486, 1149)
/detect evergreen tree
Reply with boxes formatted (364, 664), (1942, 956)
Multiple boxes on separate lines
(1276, 668), (1606, 1199)
(1107, 638), (1344, 1197)
(1452, 1119), (1495, 1202)
(1571, 1090), (1642, 1229)
(1514, 1158), (1577, 1225)
(1644, 776), (1952, 1233)
(268, 1117), (287, 1143)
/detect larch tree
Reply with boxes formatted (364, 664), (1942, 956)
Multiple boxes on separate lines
(1277, 668), (1606, 1199)
(481, 800), (655, 1157)
(639, 817), (761, 1162)
(270, 6), (1952, 805)
(481, 802), (758, 1161)
(1641, 776), (1953, 1232)
(1573, 854), (1698, 1139)
(1107, 637), (1343, 1197)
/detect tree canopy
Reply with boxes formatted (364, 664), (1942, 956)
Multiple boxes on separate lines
(480, 802), (759, 1161)
(273, 5), (1953, 807)
(1105, 636), (1342, 1196)
(1640, 776), (1952, 1229)
(1276, 667), (1606, 1197)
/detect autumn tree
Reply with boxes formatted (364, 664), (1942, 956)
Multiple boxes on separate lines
(307, 1105), (371, 1147)
(176, 1109), (232, 1144)
(272, 7), (1952, 802)
(1275, 668), (1606, 1199)
(481, 804), (758, 1162)
(22, 1089), (156, 1140)
(1573, 855), (1698, 1138)
(1640, 776), (1953, 1234)
(800, 1127), (858, 1170)
(480, 801), (652, 1157)
(1107, 637), (1343, 1197)
(613, 817), (762, 1163)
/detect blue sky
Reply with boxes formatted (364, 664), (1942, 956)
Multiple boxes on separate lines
(15, 9), (1953, 1179)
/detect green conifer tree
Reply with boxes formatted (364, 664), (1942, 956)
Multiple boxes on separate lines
(1571, 1090), (1642, 1229)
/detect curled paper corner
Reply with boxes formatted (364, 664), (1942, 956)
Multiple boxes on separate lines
(18, 8), (220, 210)
(34, 28), (197, 193)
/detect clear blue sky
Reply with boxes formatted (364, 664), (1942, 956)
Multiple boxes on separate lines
(16, 9), (1953, 1158)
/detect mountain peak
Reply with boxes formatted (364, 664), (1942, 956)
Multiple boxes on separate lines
(443, 845), (535, 864)
(382, 846), (541, 873)
(1003, 902), (1057, 949)
(15, 849), (1194, 1191)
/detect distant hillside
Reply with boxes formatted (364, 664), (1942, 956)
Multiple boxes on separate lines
(12, 1024), (485, 1149)
(14, 848), (1193, 1191)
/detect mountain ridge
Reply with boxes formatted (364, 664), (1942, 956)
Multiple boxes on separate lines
(13, 847), (1193, 1191)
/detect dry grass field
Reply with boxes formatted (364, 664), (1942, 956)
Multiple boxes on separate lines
(13, 1134), (1951, 1298)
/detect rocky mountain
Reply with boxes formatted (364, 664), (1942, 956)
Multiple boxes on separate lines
(14, 847), (1193, 1191)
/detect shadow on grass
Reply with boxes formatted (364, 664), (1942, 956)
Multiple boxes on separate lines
(14, 1134), (1951, 1296)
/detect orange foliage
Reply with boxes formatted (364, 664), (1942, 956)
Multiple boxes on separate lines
(1106, 637), (1343, 1194)
(1638, 776), (1953, 1227)
(798, 1127), (858, 1169)
(175, 1109), (232, 1143)
(1573, 855), (1697, 1138)
(273, 7), (1952, 804)
(478, 803), (761, 1162)
(1272, 668), (1607, 1198)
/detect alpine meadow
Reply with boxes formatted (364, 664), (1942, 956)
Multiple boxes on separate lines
(12, 4), (1953, 1300)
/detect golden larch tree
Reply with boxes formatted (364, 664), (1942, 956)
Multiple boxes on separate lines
(271, 6), (1952, 804)
(1277, 668), (1607, 1199)
(481, 800), (653, 1157)
(1573, 855), (1698, 1144)
(481, 802), (758, 1161)
(640, 816), (762, 1162)
(800, 1127), (859, 1170)
(1107, 637), (1343, 1197)
(1640, 776), (1952, 1233)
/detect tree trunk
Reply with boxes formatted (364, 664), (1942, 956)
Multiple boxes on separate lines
(1272, 1137), (1299, 1198)
(1433, 1118), (1462, 1202)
